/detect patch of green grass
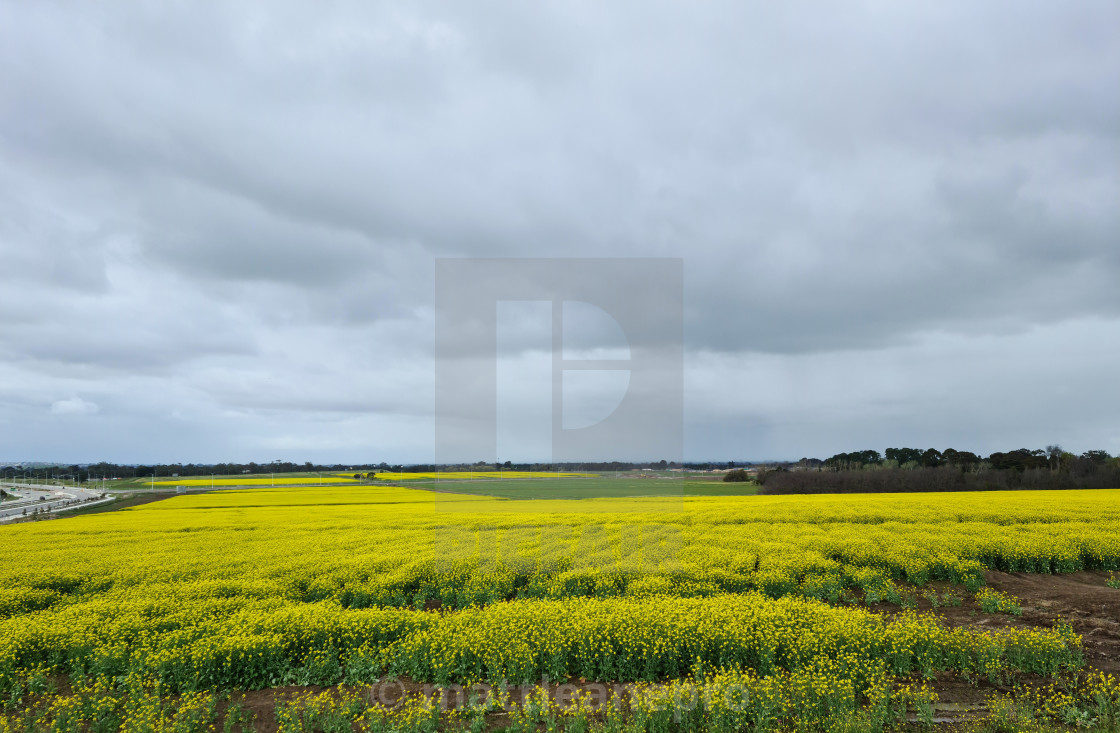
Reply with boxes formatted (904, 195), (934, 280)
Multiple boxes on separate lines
(89, 472), (758, 499)
(682, 479), (760, 496)
(408, 476), (757, 500)
(102, 471), (364, 490)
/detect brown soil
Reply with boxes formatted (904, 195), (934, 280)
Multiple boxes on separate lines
(221, 685), (332, 733)
(867, 569), (1120, 726)
(947, 570), (1119, 673)
(985, 569), (1120, 673)
(861, 571), (1119, 674)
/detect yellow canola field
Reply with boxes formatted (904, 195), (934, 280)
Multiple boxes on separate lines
(0, 486), (1117, 728)
(4, 487), (1118, 617)
(150, 471), (595, 487)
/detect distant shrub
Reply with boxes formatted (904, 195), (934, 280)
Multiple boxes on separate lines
(723, 468), (750, 483)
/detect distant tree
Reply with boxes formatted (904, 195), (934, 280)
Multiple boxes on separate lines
(1082, 450), (1111, 464)
(941, 449), (977, 467)
(885, 448), (923, 465)
(988, 449), (1048, 471)
(825, 450), (882, 470)
(724, 468), (750, 483)
(1045, 445), (1064, 471)
(919, 449), (944, 468)
(754, 467), (786, 485)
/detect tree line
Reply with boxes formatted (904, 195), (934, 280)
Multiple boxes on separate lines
(759, 446), (1120, 495)
(0, 459), (720, 483)
(0, 460), (391, 483)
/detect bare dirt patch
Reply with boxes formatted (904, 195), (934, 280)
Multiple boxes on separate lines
(959, 571), (1119, 673)
(865, 571), (1119, 674)
(856, 570), (1120, 725)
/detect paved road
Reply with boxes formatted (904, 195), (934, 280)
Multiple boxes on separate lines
(0, 483), (112, 521)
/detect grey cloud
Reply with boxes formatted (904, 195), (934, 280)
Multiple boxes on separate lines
(49, 397), (99, 416)
(686, 317), (1120, 459)
(0, 0), (1116, 461)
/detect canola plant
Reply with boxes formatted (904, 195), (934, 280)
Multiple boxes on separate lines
(1, 486), (1118, 731)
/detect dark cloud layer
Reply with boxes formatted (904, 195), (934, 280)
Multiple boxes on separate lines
(1, 1), (1117, 462)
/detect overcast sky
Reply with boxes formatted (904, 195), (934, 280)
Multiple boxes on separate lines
(1, 1), (1118, 464)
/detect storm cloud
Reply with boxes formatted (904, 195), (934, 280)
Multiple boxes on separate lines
(1, 1), (1117, 462)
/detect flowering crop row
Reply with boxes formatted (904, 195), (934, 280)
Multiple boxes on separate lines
(0, 591), (1082, 695)
(5, 670), (1118, 732)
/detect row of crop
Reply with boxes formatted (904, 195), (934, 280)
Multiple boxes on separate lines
(384, 597), (1080, 687)
(5, 515), (1120, 621)
(0, 668), (917, 733)
(0, 557), (986, 620)
(0, 594), (1082, 695)
(276, 666), (937, 733)
(6, 669), (1119, 733)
